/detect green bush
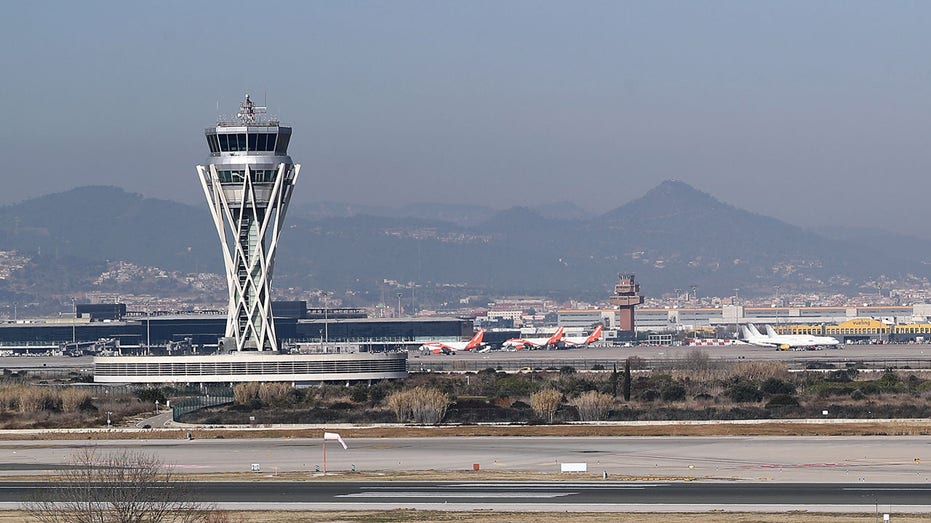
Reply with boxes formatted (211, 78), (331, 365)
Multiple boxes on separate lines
(134, 388), (166, 404)
(660, 384), (687, 402)
(761, 378), (796, 396)
(637, 389), (660, 402)
(349, 385), (368, 403)
(726, 381), (762, 403)
(764, 394), (799, 409)
(496, 376), (539, 397)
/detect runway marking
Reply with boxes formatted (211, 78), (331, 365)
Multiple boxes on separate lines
(446, 482), (669, 489)
(338, 492), (575, 498)
(844, 488), (931, 491)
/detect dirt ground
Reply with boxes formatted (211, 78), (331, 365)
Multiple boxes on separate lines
(3, 419), (931, 441)
(0, 511), (922, 522)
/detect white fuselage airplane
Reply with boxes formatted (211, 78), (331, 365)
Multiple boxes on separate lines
(419, 329), (484, 355)
(742, 324), (839, 350)
(561, 324), (604, 348)
(502, 326), (565, 351)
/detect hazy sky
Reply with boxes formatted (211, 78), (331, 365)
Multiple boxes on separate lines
(3, 2), (931, 236)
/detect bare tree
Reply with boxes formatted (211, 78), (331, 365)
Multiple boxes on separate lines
(27, 448), (211, 523)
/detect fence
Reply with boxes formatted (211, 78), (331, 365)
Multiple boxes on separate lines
(170, 386), (234, 422)
(411, 357), (931, 374)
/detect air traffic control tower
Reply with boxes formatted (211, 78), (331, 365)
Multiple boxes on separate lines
(197, 95), (300, 352)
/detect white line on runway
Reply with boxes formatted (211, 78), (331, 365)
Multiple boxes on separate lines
(338, 492), (576, 498)
(446, 483), (669, 489)
(844, 488), (931, 491)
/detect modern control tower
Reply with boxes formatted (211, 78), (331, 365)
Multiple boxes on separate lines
(197, 95), (300, 352)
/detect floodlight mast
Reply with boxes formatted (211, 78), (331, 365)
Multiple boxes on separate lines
(197, 94), (300, 352)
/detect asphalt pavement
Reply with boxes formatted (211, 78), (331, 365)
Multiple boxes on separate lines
(2, 436), (931, 483)
(2, 480), (930, 512)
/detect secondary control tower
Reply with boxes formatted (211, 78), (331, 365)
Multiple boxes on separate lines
(197, 95), (300, 351)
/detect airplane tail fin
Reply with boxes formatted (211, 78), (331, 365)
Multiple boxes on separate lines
(764, 325), (777, 337)
(585, 324), (603, 344)
(740, 326), (753, 340)
(748, 324), (763, 337)
(547, 326), (565, 345)
(464, 329), (485, 350)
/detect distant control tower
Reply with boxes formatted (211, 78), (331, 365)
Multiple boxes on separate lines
(610, 273), (644, 333)
(197, 95), (300, 351)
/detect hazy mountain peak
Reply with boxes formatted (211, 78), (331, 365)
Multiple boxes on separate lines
(602, 179), (732, 221)
(641, 179), (724, 208)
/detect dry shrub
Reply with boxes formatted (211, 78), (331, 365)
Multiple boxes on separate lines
(386, 387), (449, 424)
(233, 382), (261, 405)
(0, 386), (21, 412)
(572, 390), (613, 421)
(386, 389), (414, 422)
(18, 387), (54, 414)
(410, 387), (449, 425)
(60, 388), (92, 413)
(258, 382), (292, 406)
(530, 388), (562, 423)
(727, 361), (788, 381)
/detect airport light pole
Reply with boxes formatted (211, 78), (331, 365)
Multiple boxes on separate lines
(146, 302), (151, 355)
(733, 288), (740, 338)
(397, 293), (402, 318)
(71, 298), (76, 345)
(323, 291), (330, 345)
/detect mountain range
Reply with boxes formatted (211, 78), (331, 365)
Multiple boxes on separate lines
(0, 181), (928, 309)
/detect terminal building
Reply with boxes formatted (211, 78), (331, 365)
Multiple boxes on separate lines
(618, 303), (931, 342)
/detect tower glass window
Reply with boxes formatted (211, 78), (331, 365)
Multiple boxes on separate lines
(275, 133), (290, 154)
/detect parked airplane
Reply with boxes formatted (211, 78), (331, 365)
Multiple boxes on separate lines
(419, 329), (485, 355)
(741, 324), (839, 350)
(763, 324), (840, 348)
(502, 326), (565, 350)
(561, 324), (604, 348)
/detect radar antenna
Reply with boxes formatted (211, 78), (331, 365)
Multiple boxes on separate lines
(237, 94), (268, 124)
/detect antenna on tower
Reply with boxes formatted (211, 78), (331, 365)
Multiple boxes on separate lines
(236, 93), (269, 125)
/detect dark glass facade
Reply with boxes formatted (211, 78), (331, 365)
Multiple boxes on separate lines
(205, 132), (284, 153)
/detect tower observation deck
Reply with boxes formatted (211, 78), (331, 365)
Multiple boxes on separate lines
(197, 95), (300, 351)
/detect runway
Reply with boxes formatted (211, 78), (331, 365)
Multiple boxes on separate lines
(3, 436), (931, 483)
(2, 480), (930, 512)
